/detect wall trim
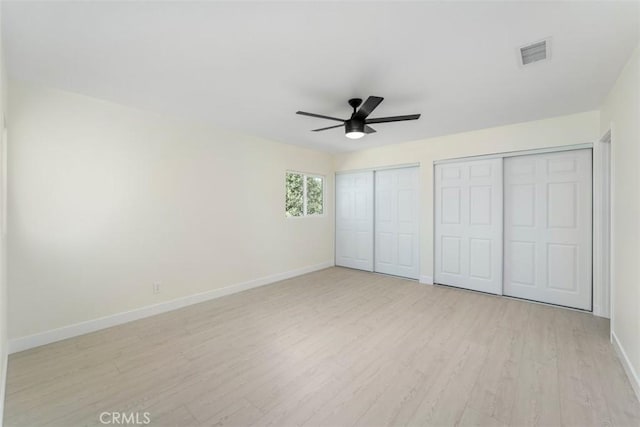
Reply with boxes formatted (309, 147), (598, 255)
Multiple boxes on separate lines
(592, 131), (611, 318)
(612, 331), (640, 402)
(419, 275), (433, 285)
(8, 261), (334, 354)
(608, 123), (617, 340)
(432, 142), (593, 165)
(0, 349), (7, 425)
(335, 162), (420, 175)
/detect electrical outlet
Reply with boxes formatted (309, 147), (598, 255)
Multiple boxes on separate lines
(152, 283), (160, 294)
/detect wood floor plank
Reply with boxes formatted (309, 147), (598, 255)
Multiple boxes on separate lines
(509, 358), (562, 426)
(4, 267), (640, 427)
(408, 340), (489, 426)
(554, 308), (613, 427)
(466, 325), (526, 423)
(522, 303), (559, 366)
(458, 405), (508, 427)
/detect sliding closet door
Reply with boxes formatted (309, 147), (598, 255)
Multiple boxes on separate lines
(335, 171), (374, 271)
(434, 159), (503, 294)
(503, 149), (592, 310)
(374, 167), (420, 279)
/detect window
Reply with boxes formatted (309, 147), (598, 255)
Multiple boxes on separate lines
(286, 172), (324, 217)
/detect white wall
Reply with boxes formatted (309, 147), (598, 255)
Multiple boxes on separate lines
(7, 81), (334, 342)
(334, 110), (600, 283)
(600, 45), (640, 398)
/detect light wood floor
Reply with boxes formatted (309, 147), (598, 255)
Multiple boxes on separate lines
(4, 267), (640, 427)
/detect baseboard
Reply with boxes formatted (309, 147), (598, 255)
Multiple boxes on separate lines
(8, 261), (334, 354)
(593, 304), (610, 319)
(0, 348), (7, 426)
(612, 331), (640, 402)
(419, 275), (433, 285)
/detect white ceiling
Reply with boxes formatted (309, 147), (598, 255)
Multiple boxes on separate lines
(3, 1), (639, 153)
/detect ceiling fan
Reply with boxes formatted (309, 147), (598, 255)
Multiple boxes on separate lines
(296, 96), (420, 139)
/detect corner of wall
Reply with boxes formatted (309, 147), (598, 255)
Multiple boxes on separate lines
(0, 0), (8, 423)
(613, 331), (640, 402)
(600, 43), (640, 403)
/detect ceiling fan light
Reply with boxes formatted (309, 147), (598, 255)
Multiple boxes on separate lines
(345, 131), (365, 139)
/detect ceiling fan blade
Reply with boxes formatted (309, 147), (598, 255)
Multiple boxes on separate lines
(364, 125), (376, 134)
(354, 96), (384, 121)
(366, 114), (421, 124)
(312, 124), (344, 132)
(296, 111), (345, 122)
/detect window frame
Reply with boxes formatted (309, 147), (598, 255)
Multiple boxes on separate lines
(285, 170), (325, 218)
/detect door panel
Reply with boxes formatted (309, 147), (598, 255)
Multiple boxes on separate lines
(503, 149), (592, 310)
(374, 167), (420, 279)
(335, 172), (374, 271)
(435, 159), (503, 294)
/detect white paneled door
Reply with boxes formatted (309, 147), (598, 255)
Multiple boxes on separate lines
(375, 167), (420, 279)
(503, 149), (592, 310)
(435, 159), (503, 294)
(335, 171), (374, 271)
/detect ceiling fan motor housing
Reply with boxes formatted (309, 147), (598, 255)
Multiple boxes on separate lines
(345, 119), (364, 134)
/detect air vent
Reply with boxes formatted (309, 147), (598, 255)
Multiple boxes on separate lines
(520, 39), (549, 66)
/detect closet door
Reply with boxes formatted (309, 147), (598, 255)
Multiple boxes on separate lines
(503, 149), (592, 310)
(434, 159), (503, 294)
(374, 167), (420, 279)
(335, 171), (374, 271)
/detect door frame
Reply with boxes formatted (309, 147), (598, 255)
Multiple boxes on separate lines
(433, 143), (593, 165)
(433, 142), (610, 316)
(593, 131), (612, 318)
(334, 162), (421, 175)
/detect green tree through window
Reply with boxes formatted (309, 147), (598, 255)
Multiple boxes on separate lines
(285, 173), (304, 216)
(306, 176), (323, 215)
(286, 172), (324, 217)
